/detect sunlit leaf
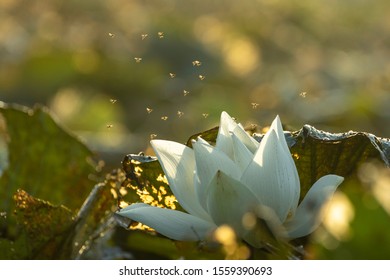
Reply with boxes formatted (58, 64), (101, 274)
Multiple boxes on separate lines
(120, 153), (181, 211)
(12, 189), (75, 259)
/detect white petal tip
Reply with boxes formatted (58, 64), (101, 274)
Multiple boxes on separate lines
(221, 111), (229, 117)
(317, 174), (345, 188)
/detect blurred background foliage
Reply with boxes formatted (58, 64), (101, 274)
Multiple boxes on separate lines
(1, 0), (390, 259)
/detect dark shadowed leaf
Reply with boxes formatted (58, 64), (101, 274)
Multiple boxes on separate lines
(114, 222), (226, 259)
(287, 125), (389, 198)
(70, 170), (122, 259)
(186, 126), (219, 148)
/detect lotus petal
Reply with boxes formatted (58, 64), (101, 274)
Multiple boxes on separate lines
(150, 140), (210, 221)
(270, 116), (301, 211)
(215, 111), (238, 158)
(118, 203), (217, 241)
(231, 132), (253, 172)
(284, 175), (344, 238)
(206, 171), (259, 237)
(243, 204), (286, 247)
(241, 128), (299, 222)
(232, 123), (259, 153)
(193, 138), (241, 209)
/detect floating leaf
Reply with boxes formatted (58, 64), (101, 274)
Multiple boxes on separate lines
(12, 189), (75, 259)
(0, 103), (97, 237)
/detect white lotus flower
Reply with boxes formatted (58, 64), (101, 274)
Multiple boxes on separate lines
(118, 112), (344, 247)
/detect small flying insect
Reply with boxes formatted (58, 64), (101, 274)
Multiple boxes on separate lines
(251, 102), (259, 109)
(146, 107), (153, 114)
(299, 91), (307, 98)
